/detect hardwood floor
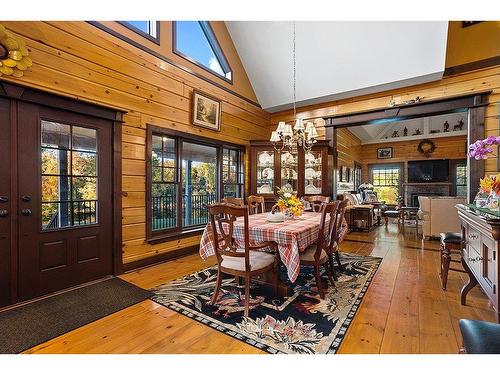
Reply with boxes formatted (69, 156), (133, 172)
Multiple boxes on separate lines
(23, 225), (497, 354)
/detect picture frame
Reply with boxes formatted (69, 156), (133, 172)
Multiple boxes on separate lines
(341, 165), (348, 182)
(377, 147), (393, 159)
(338, 166), (343, 182)
(346, 167), (351, 182)
(192, 90), (222, 131)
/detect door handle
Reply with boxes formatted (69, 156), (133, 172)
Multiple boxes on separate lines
(0, 209), (7, 218)
(21, 209), (32, 216)
(21, 195), (31, 202)
(0, 196), (7, 203)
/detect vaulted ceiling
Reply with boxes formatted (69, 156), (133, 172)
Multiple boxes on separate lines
(225, 21), (449, 112)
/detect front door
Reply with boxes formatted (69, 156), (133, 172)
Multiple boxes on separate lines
(15, 102), (114, 301)
(0, 98), (13, 307)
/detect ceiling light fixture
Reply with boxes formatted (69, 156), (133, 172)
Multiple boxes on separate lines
(270, 21), (318, 153)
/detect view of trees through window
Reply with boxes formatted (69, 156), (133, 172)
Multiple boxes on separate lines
(371, 165), (400, 205)
(150, 131), (243, 234)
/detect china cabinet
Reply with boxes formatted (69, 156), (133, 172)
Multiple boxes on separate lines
(249, 140), (331, 207)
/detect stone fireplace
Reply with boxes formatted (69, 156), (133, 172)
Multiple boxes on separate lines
(404, 183), (452, 207)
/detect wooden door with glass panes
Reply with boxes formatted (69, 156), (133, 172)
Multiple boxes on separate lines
(16, 102), (113, 301)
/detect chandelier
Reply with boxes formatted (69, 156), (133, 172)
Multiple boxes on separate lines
(270, 21), (318, 153)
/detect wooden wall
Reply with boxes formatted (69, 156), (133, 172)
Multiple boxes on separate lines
(446, 21), (500, 69)
(337, 128), (361, 170)
(270, 65), (500, 177)
(0, 21), (270, 265)
(355, 134), (467, 182)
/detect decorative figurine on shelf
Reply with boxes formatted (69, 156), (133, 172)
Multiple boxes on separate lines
(454, 120), (465, 131)
(391, 130), (399, 138)
(443, 121), (450, 132)
(413, 128), (421, 136)
(403, 127), (408, 136)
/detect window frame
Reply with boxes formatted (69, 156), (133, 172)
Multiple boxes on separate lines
(368, 163), (404, 205)
(146, 125), (245, 243)
(172, 21), (233, 84)
(118, 21), (160, 45)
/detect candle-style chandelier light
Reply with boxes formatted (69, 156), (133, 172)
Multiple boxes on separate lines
(270, 21), (318, 153)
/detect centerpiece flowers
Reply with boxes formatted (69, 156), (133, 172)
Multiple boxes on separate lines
(276, 187), (304, 219)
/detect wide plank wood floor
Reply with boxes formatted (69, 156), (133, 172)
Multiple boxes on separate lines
(24, 225), (497, 354)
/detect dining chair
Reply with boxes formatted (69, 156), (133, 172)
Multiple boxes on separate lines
(304, 195), (330, 212)
(247, 195), (266, 214)
(328, 198), (348, 278)
(208, 203), (279, 317)
(221, 197), (244, 206)
(299, 201), (339, 299)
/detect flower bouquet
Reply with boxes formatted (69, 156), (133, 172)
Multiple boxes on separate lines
(478, 174), (500, 210)
(468, 135), (500, 160)
(275, 187), (304, 219)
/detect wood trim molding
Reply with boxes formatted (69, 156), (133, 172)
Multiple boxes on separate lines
(122, 245), (200, 273)
(444, 56), (500, 76)
(323, 92), (492, 128)
(0, 81), (126, 122)
(87, 21), (262, 109)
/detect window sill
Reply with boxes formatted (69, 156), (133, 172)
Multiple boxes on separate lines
(146, 226), (206, 245)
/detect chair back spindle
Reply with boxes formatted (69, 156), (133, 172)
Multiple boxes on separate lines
(247, 195), (266, 214)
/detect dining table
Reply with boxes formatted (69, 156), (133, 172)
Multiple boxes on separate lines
(199, 211), (349, 283)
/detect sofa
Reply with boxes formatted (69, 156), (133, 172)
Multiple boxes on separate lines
(418, 196), (467, 239)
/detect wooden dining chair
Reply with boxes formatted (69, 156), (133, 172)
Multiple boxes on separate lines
(304, 195), (330, 212)
(299, 201), (340, 299)
(328, 199), (348, 278)
(221, 197), (244, 206)
(247, 195), (266, 215)
(208, 203), (279, 317)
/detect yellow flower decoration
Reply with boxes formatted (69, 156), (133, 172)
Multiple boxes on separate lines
(0, 23), (32, 78)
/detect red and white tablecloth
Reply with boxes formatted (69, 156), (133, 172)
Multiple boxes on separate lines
(199, 212), (349, 282)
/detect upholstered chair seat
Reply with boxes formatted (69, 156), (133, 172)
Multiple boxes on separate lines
(299, 245), (328, 262)
(221, 250), (275, 271)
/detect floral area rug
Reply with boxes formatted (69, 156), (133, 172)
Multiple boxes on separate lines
(151, 252), (382, 354)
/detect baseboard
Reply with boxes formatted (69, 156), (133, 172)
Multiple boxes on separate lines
(122, 245), (200, 273)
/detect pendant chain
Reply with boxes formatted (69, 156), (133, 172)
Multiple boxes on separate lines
(292, 20), (296, 120)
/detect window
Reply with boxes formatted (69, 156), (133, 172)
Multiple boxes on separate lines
(120, 21), (158, 41)
(41, 121), (98, 230)
(148, 126), (244, 239)
(223, 147), (244, 198)
(455, 161), (467, 197)
(370, 164), (402, 205)
(353, 162), (362, 191)
(173, 21), (232, 81)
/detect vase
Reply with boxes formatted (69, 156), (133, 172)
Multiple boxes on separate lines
(283, 208), (294, 220)
(488, 192), (500, 210)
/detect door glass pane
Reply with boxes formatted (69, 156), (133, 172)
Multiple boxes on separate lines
(72, 177), (98, 200)
(41, 121), (99, 230)
(41, 148), (70, 175)
(182, 142), (217, 227)
(256, 150), (274, 194)
(304, 151), (323, 195)
(281, 151), (297, 194)
(72, 151), (97, 176)
(72, 127), (97, 152)
(41, 121), (70, 149)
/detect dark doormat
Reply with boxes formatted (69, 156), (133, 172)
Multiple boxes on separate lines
(0, 277), (152, 354)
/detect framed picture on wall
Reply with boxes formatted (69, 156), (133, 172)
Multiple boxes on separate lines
(192, 90), (222, 131)
(341, 166), (348, 182)
(346, 167), (351, 182)
(377, 147), (393, 159)
(338, 166), (343, 182)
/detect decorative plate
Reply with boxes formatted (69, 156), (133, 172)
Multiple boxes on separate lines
(258, 152), (272, 165)
(305, 168), (317, 179)
(261, 167), (274, 179)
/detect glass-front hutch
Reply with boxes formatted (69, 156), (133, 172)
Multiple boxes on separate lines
(250, 140), (331, 206)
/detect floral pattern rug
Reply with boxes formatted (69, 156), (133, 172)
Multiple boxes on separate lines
(151, 252), (382, 354)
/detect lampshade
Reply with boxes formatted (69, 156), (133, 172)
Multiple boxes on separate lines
(283, 124), (293, 137)
(276, 121), (286, 133)
(270, 131), (280, 142)
(294, 119), (305, 131)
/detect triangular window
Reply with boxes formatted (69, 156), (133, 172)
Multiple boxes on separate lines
(174, 21), (232, 82)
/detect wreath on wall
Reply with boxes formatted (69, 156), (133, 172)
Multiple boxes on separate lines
(0, 23), (32, 78)
(417, 139), (436, 158)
